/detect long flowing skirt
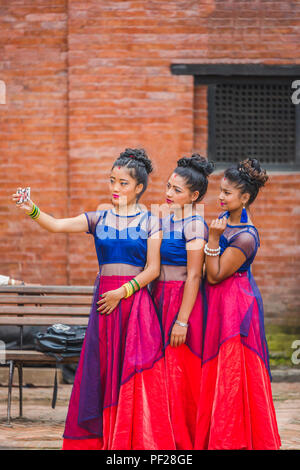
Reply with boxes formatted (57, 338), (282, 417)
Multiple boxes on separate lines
(62, 273), (175, 450)
(152, 280), (204, 450)
(194, 271), (281, 450)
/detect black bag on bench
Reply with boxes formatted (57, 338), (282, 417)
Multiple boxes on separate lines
(34, 324), (87, 408)
(35, 323), (87, 359)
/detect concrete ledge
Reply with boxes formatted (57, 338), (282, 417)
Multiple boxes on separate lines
(271, 367), (300, 382)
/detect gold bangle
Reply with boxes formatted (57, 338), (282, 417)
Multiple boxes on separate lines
(26, 204), (40, 220)
(128, 280), (136, 293)
(123, 282), (134, 299)
(26, 203), (36, 216)
(32, 207), (40, 219)
(122, 283), (129, 298)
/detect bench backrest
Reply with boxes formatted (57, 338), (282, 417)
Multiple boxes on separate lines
(0, 285), (93, 327)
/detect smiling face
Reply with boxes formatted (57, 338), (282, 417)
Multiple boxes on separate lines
(219, 177), (250, 212)
(165, 172), (199, 210)
(109, 166), (143, 208)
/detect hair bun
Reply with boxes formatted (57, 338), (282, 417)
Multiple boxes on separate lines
(238, 158), (268, 188)
(120, 148), (153, 174)
(177, 153), (214, 177)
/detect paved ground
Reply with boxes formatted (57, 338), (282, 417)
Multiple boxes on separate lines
(0, 382), (299, 450)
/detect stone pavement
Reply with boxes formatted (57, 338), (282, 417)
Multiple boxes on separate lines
(0, 382), (299, 450)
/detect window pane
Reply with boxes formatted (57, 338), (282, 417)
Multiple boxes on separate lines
(208, 82), (296, 165)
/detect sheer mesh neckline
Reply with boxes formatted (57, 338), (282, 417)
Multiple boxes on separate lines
(170, 213), (203, 222)
(110, 208), (142, 218)
(220, 211), (258, 231)
(227, 223), (256, 229)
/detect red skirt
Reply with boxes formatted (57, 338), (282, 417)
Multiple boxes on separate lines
(194, 273), (281, 450)
(152, 280), (204, 449)
(62, 274), (176, 450)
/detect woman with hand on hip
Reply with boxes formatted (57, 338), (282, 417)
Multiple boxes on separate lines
(151, 154), (214, 449)
(12, 148), (175, 450)
(195, 158), (281, 450)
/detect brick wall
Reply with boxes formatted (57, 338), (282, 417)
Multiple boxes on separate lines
(1, 1), (299, 323)
(0, 1), (69, 283)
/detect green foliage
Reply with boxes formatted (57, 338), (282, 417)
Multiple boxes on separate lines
(266, 324), (300, 367)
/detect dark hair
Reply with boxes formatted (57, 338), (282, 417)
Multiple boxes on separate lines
(174, 153), (215, 202)
(224, 158), (269, 205)
(112, 148), (153, 200)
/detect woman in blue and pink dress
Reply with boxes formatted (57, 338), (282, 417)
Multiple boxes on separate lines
(151, 154), (214, 449)
(12, 148), (175, 450)
(194, 158), (281, 450)
(61, 148), (176, 450)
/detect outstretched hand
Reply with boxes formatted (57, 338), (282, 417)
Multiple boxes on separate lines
(11, 188), (34, 213)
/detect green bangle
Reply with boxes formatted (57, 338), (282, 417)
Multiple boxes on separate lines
(132, 278), (140, 291)
(26, 204), (36, 217)
(31, 207), (38, 218)
(32, 207), (40, 219)
(129, 280), (136, 293)
(27, 204), (40, 220)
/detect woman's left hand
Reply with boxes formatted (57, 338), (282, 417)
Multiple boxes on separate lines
(170, 323), (188, 348)
(96, 288), (124, 315)
(209, 217), (228, 239)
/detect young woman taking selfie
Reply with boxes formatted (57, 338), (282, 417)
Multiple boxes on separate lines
(12, 148), (175, 450)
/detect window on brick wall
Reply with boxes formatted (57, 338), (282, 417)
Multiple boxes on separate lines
(171, 65), (300, 170)
(207, 80), (299, 169)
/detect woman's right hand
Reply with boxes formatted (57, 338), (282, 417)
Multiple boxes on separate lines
(12, 188), (34, 213)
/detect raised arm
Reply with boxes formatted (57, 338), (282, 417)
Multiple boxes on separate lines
(12, 188), (88, 233)
(205, 218), (253, 284)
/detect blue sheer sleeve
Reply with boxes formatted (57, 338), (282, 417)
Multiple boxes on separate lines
(229, 230), (258, 260)
(84, 211), (105, 236)
(147, 213), (162, 238)
(183, 216), (208, 243)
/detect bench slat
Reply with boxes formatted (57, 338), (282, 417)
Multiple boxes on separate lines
(0, 306), (91, 315)
(4, 350), (79, 363)
(0, 317), (89, 326)
(0, 295), (92, 305)
(0, 285), (94, 294)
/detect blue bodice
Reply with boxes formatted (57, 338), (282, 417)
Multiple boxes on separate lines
(160, 214), (208, 266)
(84, 209), (161, 268)
(218, 212), (260, 273)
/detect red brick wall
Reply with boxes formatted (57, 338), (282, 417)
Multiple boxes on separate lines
(0, 1), (69, 284)
(1, 1), (299, 323)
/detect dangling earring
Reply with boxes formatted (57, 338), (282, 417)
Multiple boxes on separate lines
(240, 205), (248, 223)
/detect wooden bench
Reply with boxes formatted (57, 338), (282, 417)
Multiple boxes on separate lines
(0, 285), (93, 424)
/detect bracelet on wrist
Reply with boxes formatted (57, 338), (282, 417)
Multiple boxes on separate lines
(204, 243), (221, 256)
(175, 320), (189, 328)
(26, 203), (40, 220)
(205, 243), (220, 252)
(122, 278), (141, 299)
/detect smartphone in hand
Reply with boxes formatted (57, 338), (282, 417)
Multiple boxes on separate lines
(16, 187), (30, 205)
